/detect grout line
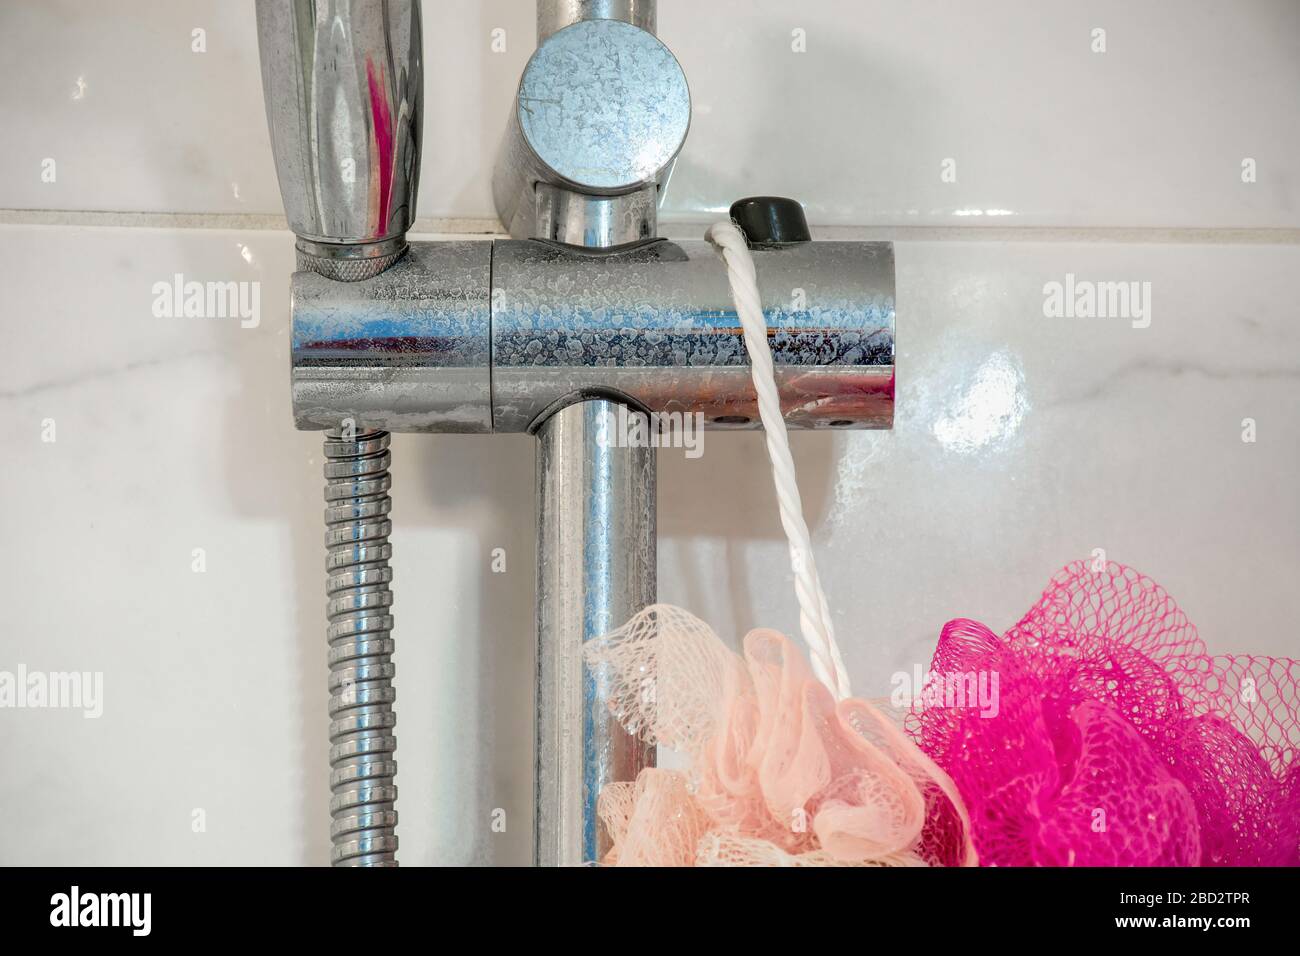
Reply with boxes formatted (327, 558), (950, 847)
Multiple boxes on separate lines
(1, 208), (1297, 244)
(804, 225), (1300, 244)
(0, 209), (504, 235)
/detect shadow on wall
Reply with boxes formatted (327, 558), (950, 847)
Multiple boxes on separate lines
(402, 432), (535, 866)
(210, 235), (333, 864)
(427, 0), (532, 219)
(658, 428), (840, 626)
(662, 4), (950, 226)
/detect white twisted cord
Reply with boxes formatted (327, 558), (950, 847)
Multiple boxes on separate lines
(706, 221), (852, 700)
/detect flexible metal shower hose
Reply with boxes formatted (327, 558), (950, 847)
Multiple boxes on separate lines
(323, 429), (398, 865)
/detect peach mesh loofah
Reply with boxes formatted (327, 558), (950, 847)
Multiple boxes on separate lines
(909, 560), (1300, 866)
(585, 605), (977, 866)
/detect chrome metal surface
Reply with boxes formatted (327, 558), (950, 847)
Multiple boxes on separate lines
(292, 237), (894, 435)
(492, 239), (896, 432)
(537, 0), (656, 41)
(535, 183), (658, 248)
(492, 17), (689, 242)
(292, 240), (493, 433)
(296, 236), (409, 282)
(536, 400), (656, 866)
(256, 0), (422, 273)
(325, 429), (398, 866)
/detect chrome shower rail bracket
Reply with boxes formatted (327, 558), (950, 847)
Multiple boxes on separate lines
(255, 0), (896, 867)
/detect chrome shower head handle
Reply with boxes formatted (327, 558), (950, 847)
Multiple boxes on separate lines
(255, 0), (422, 280)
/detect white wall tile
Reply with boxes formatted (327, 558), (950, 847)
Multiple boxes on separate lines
(2, 0), (1296, 227)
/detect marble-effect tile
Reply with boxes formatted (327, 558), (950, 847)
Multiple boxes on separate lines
(3, 225), (1297, 862)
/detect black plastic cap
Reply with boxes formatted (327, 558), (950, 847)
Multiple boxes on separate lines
(728, 196), (811, 246)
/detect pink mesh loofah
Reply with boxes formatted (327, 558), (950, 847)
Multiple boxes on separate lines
(585, 605), (977, 867)
(909, 560), (1300, 866)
